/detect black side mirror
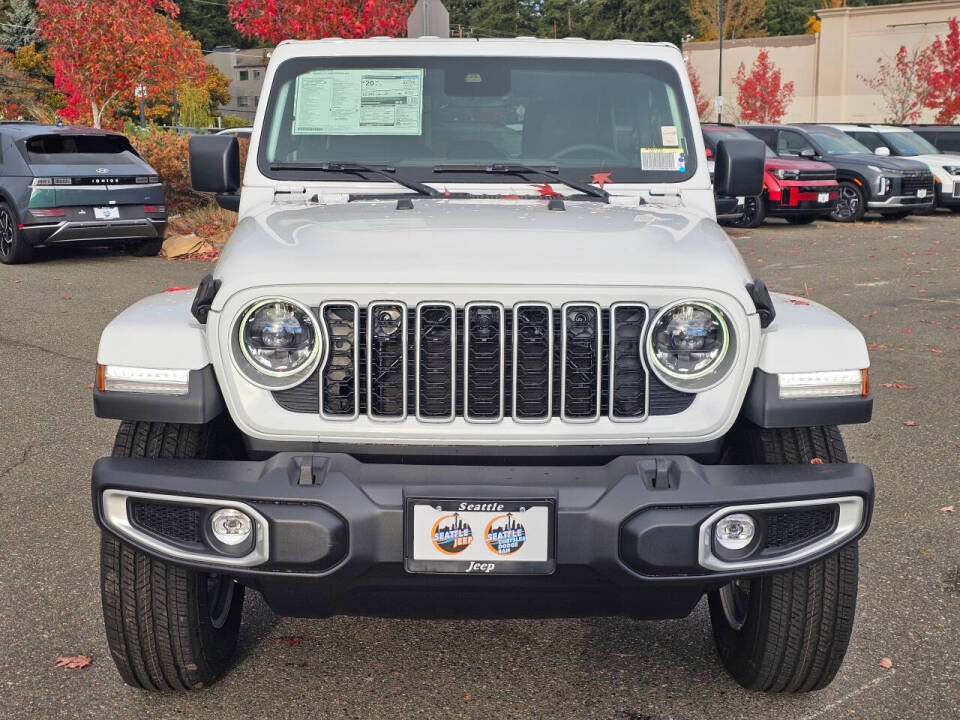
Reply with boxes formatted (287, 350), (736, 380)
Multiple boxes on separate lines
(189, 135), (240, 194)
(714, 138), (766, 198)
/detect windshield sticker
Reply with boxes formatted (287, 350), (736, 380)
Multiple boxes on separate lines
(660, 126), (679, 146)
(641, 148), (685, 172)
(292, 68), (423, 136)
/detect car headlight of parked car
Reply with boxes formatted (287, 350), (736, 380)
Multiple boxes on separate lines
(942, 165), (960, 176)
(646, 301), (737, 391)
(771, 168), (800, 180)
(233, 298), (323, 389)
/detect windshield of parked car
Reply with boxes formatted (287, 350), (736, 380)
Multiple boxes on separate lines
(260, 56), (697, 185)
(879, 131), (940, 156)
(808, 129), (872, 155)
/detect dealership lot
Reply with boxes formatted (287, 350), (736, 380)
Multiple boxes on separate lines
(0, 212), (957, 719)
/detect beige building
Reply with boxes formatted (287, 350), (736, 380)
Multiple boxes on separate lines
(683, 0), (960, 123)
(205, 47), (273, 123)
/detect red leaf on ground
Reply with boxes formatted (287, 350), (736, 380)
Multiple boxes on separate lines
(902, 328), (911, 334)
(939, 505), (955, 513)
(878, 382), (917, 390)
(271, 636), (303, 647)
(930, 348), (944, 354)
(903, 421), (919, 427)
(55, 654), (92, 669)
(866, 342), (887, 350)
(878, 657), (894, 670)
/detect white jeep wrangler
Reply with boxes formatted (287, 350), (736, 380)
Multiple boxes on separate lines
(92, 38), (874, 693)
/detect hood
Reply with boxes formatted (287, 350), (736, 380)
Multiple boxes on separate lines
(828, 153), (930, 172)
(764, 156), (833, 172)
(213, 199), (753, 298)
(908, 153), (960, 168)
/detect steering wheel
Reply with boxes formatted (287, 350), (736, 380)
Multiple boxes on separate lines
(551, 144), (622, 163)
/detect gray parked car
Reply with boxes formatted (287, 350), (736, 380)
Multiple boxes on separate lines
(0, 123), (166, 264)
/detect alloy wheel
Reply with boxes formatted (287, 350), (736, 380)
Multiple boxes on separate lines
(719, 579), (751, 631)
(835, 185), (860, 219)
(206, 574), (237, 630)
(0, 208), (12, 258)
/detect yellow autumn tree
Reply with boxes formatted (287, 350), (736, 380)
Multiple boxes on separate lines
(691, 0), (768, 41)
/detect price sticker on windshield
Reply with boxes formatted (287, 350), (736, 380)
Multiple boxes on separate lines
(641, 147), (685, 172)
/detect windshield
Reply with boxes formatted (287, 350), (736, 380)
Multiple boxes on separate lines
(879, 131), (940, 156)
(808, 130), (872, 155)
(259, 56), (697, 185)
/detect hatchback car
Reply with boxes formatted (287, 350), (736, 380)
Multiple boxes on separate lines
(0, 123), (166, 264)
(829, 124), (960, 212)
(703, 124), (838, 227)
(743, 124), (934, 222)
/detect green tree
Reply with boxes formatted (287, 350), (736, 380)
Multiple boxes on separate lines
(0, 0), (38, 51)
(177, 0), (254, 49)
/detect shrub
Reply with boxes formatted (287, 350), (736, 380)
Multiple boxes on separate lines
(128, 128), (203, 213)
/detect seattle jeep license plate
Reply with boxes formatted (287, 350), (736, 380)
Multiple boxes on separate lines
(405, 499), (555, 574)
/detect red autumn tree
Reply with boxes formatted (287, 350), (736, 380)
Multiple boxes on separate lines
(733, 49), (794, 124)
(686, 61), (710, 119)
(228, 0), (415, 44)
(37, 0), (206, 128)
(923, 17), (960, 123)
(858, 45), (933, 124)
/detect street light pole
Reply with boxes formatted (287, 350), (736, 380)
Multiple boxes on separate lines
(717, 0), (724, 123)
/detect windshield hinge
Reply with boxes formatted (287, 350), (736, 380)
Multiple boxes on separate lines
(274, 184), (307, 203)
(643, 187), (683, 206)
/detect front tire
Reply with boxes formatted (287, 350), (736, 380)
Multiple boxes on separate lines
(709, 425), (859, 692)
(100, 421), (244, 690)
(0, 202), (32, 264)
(829, 181), (865, 223)
(731, 195), (766, 228)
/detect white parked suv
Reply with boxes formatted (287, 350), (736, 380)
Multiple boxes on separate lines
(829, 123), (960, 212)
(91, 38), (874, 693)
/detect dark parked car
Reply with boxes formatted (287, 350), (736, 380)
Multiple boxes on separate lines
(908, 124), (960, 154)
(743, 124), (934, 222)
(704, 124), (838, 227)
(0, 123), (166, 264)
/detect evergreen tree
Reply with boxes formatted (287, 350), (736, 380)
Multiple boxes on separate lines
(177, 0), (254, 50)
(0, 0), (38, 51)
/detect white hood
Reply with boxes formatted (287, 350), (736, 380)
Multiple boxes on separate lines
(212, 199), (754, 304)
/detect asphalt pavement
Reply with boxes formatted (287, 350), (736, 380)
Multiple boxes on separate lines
(0, 212), (957, 719)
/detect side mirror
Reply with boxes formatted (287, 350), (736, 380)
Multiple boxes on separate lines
(798, 148), (816, 159)
(190, 134), (240, 195)
(874, 146), (891, 156)
(714, 138), (766, 198)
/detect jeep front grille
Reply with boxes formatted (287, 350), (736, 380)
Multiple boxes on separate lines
(274, 301), (695, 422)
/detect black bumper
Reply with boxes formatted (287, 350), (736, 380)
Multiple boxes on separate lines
(937, 186), (960, 208)
(21, 218), (165, 246)
(92, 453), (873, 618)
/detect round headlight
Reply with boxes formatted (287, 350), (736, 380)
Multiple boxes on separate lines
(648, 301), (732, 385)
(237, 299), (321, 381)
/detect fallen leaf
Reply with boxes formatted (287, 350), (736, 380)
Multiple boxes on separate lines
(878, 657), (894, 670)
(866, 342), (887, 351)
(878, 382), (917, 390)
(271, 636), (302, 647)
(55, 655), (92, 669)
(930, 348), (943, 354)
(903, 421), (919, 427)
(810, 457), (824, 465)
(462, 694), (471, 702)
(940, 505), (955, 513)
(86, 383), (94, 390)
(902, 328), (912, 335)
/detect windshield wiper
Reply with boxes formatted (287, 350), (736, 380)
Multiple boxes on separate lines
(270, 161), (442, 198)
(432, 163), (609, 203)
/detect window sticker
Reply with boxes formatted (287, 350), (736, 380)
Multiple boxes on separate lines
(640, 148), (685, 172)
(660, 125), (679, 146)
(292, 68), (424, 135)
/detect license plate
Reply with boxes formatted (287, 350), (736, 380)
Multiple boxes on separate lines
(818, 192), (830, 203)
(917, 188), (927, 198)
(405, 498), (555, 574)
(94, 206), (119, 219)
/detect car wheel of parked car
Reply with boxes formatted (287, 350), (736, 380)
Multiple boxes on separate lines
(829, 182), (865, 223)
(708, 425), (859, 693)
(785, 215), (817, 225)
(130, 238), (164, 257)
(0, 202), (32, 264)
(731, 196), (766, 228)
(100, 420), (244, 690)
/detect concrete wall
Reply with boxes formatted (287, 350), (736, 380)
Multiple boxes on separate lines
(684, 0), (960, 123)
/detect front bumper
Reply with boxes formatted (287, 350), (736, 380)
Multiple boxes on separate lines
(21, 218), (165, 247)
(867, 194), (935, 211)
(937, 184), (960, 207)
(92, 453), (873, 618)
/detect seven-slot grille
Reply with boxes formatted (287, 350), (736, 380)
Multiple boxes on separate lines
(277, 301), (695, 422)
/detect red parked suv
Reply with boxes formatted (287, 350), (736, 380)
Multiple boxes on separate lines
(703, 124), (839, 227)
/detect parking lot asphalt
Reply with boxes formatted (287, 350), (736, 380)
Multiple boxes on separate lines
(0, 212), (957, 720)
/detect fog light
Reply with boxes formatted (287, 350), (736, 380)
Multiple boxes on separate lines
(210, 508), (253, 546)
(715, 513), (756, 550)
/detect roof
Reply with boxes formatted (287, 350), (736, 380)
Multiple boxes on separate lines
(0, 122), (123, 138)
